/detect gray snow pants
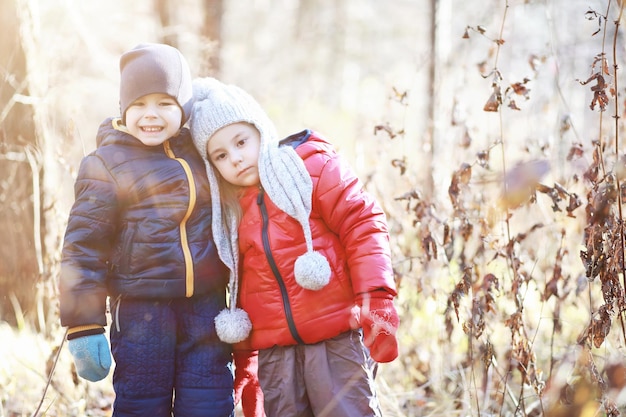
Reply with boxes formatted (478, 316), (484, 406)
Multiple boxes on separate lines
(258, 329), (383, 417)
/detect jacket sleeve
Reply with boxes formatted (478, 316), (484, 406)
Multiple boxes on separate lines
(59, 154), (119, 328)
(312, 151), (397, 296)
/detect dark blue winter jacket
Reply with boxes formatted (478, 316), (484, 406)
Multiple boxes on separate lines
(59, 117), (228, 329)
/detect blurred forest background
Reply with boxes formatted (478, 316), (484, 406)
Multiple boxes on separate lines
(2, 0), (626, 416)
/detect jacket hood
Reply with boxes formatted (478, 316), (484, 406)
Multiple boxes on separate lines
(287, 130), (337, 161)
(95, 117), (136, 148)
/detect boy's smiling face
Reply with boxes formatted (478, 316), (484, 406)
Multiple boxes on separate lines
(125, 93), (182, 146)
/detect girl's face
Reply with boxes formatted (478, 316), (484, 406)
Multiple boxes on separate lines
(125, 93), (182, 146)
(207, 122), (261, 187)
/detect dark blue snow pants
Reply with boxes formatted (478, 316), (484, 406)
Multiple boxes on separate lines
(110, 296), (234, 417)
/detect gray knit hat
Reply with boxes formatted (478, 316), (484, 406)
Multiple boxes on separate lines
(190, 77), (331, 343)
(119, 43), (193, 126)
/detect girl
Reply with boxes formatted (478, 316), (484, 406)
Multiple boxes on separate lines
(190, 77), (399, 417)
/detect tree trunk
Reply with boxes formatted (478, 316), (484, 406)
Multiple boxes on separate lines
(422, 0), (438, 199)
(200, 0), (223, 76)
(155, 0), (178, 48)
(0, 0), (37, 327)
(8, 0), (63, 334)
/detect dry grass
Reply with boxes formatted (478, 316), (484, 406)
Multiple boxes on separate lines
(0, 322), (114, 417)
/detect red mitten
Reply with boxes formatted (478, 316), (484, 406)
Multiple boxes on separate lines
(234, 350), (266, 417)
(356, 291), (399, 363)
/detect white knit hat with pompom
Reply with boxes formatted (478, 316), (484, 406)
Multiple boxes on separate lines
(190, 78), (331, 343)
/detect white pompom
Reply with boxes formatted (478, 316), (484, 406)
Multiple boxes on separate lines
(294, 251), (331, 291)
(214, 307), (252, 343)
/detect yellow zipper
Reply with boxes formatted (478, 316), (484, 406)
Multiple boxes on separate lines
(163, 139), (196, 297)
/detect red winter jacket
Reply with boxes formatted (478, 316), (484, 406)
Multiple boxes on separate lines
(235, 130), (396, 350)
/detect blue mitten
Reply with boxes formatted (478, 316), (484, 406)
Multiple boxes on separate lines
(68, 333), (112, 382)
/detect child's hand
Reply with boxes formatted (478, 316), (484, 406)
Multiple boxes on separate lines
(68, 333), (112, 382)
(357, 291), (399, 363)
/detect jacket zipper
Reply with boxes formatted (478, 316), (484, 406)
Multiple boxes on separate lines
(121, 225), (137, 274)
(258, 188), (305, 344)
(163, 139), (196, 297)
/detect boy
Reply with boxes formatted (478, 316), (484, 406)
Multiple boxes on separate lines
(59, 44), (234, 417)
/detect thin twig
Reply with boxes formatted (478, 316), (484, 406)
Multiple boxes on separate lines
(611, 0), (626, 347)
(24, 145), (44, 276)
(31, 328), (68, 417)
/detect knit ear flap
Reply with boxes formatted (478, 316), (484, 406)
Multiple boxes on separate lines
(262, 145), (331, 290)
(212, 197), (252, 344)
